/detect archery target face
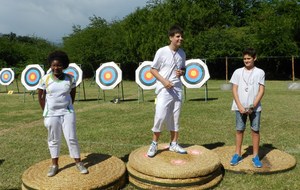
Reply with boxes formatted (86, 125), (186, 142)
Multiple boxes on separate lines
(96, 62), (122, 90)
(63, 63), (82, 87)
(21, 64), (45, 91)
(135, 61), (156, 90)
(181, 59), (210, 88)
(0, 68), (15, 85)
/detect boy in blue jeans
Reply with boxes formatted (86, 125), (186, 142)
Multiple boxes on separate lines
(229, 48), (265, 168)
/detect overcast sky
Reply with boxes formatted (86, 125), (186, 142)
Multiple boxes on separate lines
(0, 0), (148, 43)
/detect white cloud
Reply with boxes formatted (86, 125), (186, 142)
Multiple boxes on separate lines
(0, 0), (148, 42)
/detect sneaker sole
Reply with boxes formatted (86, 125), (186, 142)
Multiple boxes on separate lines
(252, 161), (262, 168)
(147, 154), (156, 158)
(169, 149), (187, 154)
(230, 160), (242, 166)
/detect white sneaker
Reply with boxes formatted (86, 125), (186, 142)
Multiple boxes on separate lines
(47, 165), (58, 177)
(147, 142), (158, 157)
(169, 143), (187, 154)
(76, 162), (88, 174)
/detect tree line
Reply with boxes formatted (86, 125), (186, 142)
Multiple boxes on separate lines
(1, 0), (299, 80)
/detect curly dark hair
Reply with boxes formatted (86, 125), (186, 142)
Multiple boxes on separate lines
(47, 50), (70, 69)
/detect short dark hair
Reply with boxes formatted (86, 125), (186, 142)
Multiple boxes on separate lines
(168, 25), (184, 37)
(47, 50), (70, 69)
(243, 48), (257, 58)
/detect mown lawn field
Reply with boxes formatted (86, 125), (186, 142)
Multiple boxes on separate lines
(0, 79), (299, 190)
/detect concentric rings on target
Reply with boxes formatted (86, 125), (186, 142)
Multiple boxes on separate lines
(184, 63), (204, 85)
(181, 59), (210, 88)
(135, 61), (156, 90)
(99, 66), (118, 86)
(96, 62), (122, 90)
(63, 63), (82, 87)
(21, 64), (44, 91)
(0, 68), (15, 85)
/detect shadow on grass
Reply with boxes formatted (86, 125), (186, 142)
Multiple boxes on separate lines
(242, 143), (276, 160)
(58, 153), (111, 172)
(187, 97), (218, 102)
(0, 159), (4, 165)
(77, 98), (100, 102)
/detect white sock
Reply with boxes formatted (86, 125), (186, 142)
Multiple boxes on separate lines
(152, 141), (157, 145)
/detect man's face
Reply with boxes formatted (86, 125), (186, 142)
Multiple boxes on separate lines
(169, 33), (183, 48)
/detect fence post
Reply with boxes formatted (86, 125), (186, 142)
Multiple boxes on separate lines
(225, 56), (228, 83)
(292, 56), (295, 81)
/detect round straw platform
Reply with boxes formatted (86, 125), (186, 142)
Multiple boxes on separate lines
(128, 144), (221, 178)
(127, 144), (224, 189)
(22, 153), (126, 190)
(127, 164), (224, 189)
(213, 146), (297, 174)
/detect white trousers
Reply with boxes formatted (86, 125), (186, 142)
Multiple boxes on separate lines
(152, 88), (182, 132)
(44, 113), (80, 158)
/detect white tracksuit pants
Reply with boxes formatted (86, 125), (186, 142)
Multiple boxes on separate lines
(152, 88), (182, 132)
(44, 112), (80, 158)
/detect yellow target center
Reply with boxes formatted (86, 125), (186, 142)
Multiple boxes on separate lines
(191, 70), (197, 77)
(30, 74), (36, 80)
(3, 74), (8, 79)
(145, 72), (153, 79)
(105, 73), (112, 79)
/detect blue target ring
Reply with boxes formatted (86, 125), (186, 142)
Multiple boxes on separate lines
(99, 66), (118, 86)
(24, 68), (41, 86)
(0, 70), (13, 84)
(183, 63), (204, 84)
(64, 66), (79, 84)
(139, 65), (156, 86)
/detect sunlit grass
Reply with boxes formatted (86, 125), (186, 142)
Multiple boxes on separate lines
(0, 79), (299, 189)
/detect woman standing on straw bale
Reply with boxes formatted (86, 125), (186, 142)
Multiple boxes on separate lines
(38, 50), (88, 177)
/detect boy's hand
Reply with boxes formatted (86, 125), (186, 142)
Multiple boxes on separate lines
(238, 106), (247, 114)
(176, 69), (185, 77)
(162, 79), (174, 89)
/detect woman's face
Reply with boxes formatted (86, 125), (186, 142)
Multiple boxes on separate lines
(50, 60), (64, 77)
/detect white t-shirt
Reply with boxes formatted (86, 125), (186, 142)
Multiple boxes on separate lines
(151, 46), (186, 94)
(38, 73), (76, 117)
(230, 67), (265, 111)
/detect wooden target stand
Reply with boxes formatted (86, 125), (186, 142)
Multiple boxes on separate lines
(213, 145), (297, 174)
(127, 144), (224, 189)
(97, 63), (124, 103)
(183, 82), (208, 102)
(137, 87), (155, 103)
(22, 153), (126, 190)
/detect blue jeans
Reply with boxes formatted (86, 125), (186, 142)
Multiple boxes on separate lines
(235, 111), (261, 132)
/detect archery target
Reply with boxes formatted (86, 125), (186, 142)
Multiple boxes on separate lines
(63, 63), (82, 87)
(135, 61), (156, 90)
(0, 68), (14, 85)
(181, 59), (210, 88)
(96, 62), (122, 90)
(21, 64), (45, 91)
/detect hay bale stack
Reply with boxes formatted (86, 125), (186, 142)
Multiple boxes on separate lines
(127, 144), (224, 189)
(22, 153), (126, 190)
(213, 146), (297, 174)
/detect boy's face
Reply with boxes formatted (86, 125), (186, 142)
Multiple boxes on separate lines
(169, 33), (183, 48)
(50, 60), (64, 76)
(243, 54), (256, 69)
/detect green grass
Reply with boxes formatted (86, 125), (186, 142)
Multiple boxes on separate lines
(0, 80), (299, 190)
